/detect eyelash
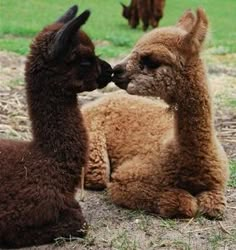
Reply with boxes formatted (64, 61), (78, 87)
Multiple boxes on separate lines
(79, 60), (92, 67)
(140, 56), (162, 69)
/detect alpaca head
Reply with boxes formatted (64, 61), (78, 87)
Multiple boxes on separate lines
(121, 3), (131, 19)
(113, 9), (208, 105)
(121, 2), (138, 29)
(26, 5), (112, 93)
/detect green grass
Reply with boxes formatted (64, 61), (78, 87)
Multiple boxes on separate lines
(0, 0), (236, 58)
(208, 230), (236, 250)
(229, 161), (236, 187)
(111, 230), (138, 250)
(226, 97), (236, 108)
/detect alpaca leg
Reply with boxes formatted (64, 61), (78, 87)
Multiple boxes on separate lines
(130, 8), (139, 28)
(197, 190), (226, 219)
(1, 208), (87, 248)
(150, 19), (158, 28)
(107, 158), (160, 213)
(108, 159), (198, 218)
(150, 15), (158, 28)
(137, 5), (149, 30)
(84, 131), (110, 190)
(109, 181), (198, 218)
(157, 188), (198, 218)
(142, 20), (149, 31)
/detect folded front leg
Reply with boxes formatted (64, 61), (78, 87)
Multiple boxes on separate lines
(1, 207), (87, 248)
(108, 158), (198, 218)
(197, 190), (226, 219)
(84, 131), (110, 190)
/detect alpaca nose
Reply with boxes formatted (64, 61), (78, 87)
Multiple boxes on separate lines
(112, 64), (129, 90)
(96, 59), (113, 88)
(113, 64), (126, 77)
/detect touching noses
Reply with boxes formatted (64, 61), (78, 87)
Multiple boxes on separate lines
(96, 59), (113, 88)
(112, 64), (129, 90)
(113, 64), (126, 78)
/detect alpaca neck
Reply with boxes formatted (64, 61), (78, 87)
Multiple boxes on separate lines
(26, 76), (87, 163)
(175, 59), (215, 153)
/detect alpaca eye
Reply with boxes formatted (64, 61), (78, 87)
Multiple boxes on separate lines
(139, 61), (145, 70)
(140, 56), (161, 69)
(79, 60), (92, 67)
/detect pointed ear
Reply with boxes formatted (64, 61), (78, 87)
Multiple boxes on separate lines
(56, 5), (78, 24)
(190, 8), (208, 44)
(120, 2), (127, 9)
(182, 8), (208, 52)
(49, 10), (90, 59)
(176, 9), (196, 32)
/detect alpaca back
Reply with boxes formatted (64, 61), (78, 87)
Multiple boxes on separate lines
(82, 92), (173, 169)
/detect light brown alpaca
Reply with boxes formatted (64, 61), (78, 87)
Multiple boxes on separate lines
(83, 9), (229, 219)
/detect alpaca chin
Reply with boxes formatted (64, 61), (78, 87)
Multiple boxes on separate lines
(126, 82), (137, 94)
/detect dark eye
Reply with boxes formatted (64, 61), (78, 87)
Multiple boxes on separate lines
(140, 56), (162, 69)
(79, 59), (92, 67)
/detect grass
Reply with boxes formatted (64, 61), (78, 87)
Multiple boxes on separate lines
(225, 97), (236, 108)
(208, 230), (236, 250)
(1, 0), (236, 57)
(159, 218), (177, 229)
(229, 161), (236, 187)
(111, 230), (138, 250)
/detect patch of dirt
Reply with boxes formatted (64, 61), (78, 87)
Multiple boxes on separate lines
(0, 51), (236, 250)
(19, 188), (236, 250)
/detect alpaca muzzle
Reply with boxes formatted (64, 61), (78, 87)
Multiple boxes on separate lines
(112, 64), (130, 90)
(96, 59), (113, 88)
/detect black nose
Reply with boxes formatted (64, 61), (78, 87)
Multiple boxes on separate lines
(113, 64), (125, 77)
(96, 59), (113, 88)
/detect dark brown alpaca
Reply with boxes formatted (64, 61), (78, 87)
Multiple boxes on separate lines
(121, 0), (139, 29)
(0, 5), (112, 248)
(150, 0), (166, 28)
(121, 0), (166, 30)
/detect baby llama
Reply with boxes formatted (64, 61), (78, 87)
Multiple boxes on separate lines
(83, 9), (229, 219)
(0, 5), (112, 248)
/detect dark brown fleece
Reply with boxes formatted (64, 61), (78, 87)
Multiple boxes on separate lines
(122, 0), (166, 30)
(0, 5), (112, 248)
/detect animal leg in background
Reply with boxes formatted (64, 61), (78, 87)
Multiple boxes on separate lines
(84, 131), (110, 190)
(150, 0), (165, 28)
(130, 4), (139, 28)
(137, 0), (150, 30)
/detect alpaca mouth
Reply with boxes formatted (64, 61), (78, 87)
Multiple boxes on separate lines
(97, 72), (113, 89)
(74, 79), (97, 93)
(97, 59), (113, 88)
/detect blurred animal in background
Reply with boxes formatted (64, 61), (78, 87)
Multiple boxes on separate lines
(121, 0), (139, 29)
(121, 0), (166, 30)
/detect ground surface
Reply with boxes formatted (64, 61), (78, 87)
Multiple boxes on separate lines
(0, 51), (235, 250)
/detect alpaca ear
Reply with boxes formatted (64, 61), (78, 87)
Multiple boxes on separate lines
(182, 8), (208, 52)
(176, 9), (196, 32)
(56, 5), (78, 24)
(120, 2), (127, 9)
(49, 10), (90, 59)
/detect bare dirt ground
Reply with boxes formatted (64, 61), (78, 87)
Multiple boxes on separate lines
(0, 51), (235, 250)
